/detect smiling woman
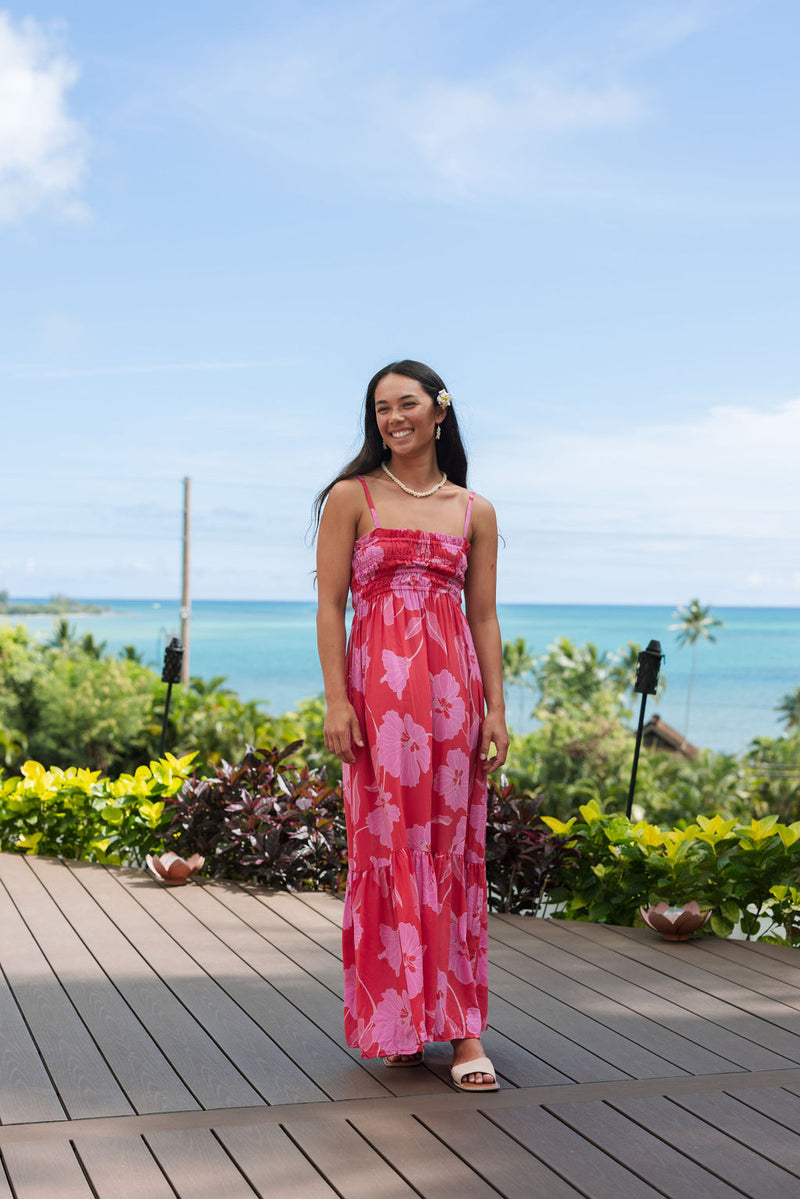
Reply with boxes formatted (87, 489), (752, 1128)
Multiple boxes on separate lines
(313, 359), (508, 1092)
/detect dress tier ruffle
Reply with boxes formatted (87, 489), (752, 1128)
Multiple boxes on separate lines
(342, 527), (488, 1058)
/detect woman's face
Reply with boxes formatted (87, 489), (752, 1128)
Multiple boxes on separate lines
(374, 373), (442, 453)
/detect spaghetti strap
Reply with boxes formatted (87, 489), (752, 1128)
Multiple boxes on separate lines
(357, 476), (380, 529)
(463, 491), (475, 539)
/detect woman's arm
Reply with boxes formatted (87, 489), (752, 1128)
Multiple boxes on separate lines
(464, 495), (509, 773)
(316, 481), (364, 764)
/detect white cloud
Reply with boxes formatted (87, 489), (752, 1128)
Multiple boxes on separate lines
(476, 397), (800, 542)
(169, 7), (652, 201)
(0, 12), (88, 222)
(389, 71), (644, 193)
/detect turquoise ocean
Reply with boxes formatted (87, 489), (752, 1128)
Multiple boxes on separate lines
(8, 601), (800, 754)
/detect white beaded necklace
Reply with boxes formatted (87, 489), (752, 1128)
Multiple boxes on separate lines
(381, 461), (448, 498)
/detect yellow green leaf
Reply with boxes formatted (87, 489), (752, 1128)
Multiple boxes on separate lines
(578, 800), (602, 825)
(541, 816), (577, 835)
(16, 832), (42, 853)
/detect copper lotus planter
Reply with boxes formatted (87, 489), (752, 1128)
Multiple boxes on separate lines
(146, 852), (204, 885)
(639, 900), (711, 941)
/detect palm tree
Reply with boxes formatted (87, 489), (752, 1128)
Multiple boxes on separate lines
(776, 687), (800, 733)
(80, 632), (107, 659)
(502, 638), (535, 730)
(119, 645), (144, 663)
(46, 618), (78, 650)
(669, 599), (723, 739)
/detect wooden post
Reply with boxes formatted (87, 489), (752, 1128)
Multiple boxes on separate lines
(180, 476), (191, 684)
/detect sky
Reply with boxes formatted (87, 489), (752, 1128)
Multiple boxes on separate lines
(2, 0), (799, 605)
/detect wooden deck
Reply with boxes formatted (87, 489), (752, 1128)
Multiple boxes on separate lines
(2, 855), (800, 1198)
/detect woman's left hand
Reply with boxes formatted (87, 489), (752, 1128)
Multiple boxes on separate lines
(479, 709), (509, 774)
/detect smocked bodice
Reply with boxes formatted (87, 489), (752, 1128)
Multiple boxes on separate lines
(350, 527), (469, 616)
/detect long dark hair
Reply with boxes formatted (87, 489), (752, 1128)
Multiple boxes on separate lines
(312, 360), (468, 537)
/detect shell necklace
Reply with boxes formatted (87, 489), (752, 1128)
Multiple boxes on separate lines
(381, 461), (447, 498)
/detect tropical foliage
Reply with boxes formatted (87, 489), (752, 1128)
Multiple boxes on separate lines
(0, 753), (194, 864)
(544, 800), (800, 945)
(669, 598), (723, 738)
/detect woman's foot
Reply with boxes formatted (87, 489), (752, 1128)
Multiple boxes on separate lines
(383, 1048), (425, 1067)
(450, 1037), (497, 1088)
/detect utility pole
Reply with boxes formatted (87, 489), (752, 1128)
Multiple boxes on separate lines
(180, 476), (191, 684)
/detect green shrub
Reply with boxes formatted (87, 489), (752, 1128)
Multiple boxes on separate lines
(0, 753), (195, 864)
(544, 800), (800, 944)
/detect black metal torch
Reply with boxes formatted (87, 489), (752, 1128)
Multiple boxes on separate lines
(626, 639), (665, 818)
(159, 637), (184, 757)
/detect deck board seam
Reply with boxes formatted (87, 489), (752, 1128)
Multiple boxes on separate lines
(5, 1069), (800, 1146)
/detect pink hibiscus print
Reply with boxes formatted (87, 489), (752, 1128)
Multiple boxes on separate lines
(343, 964), (358, 1012)
(381, 650), (411, 698)
(365, 789), (401, 847)
(428, 968), (450, 1036)
(392, 564), (431, 600)
(358, 539), (385, 580)
(377, 711), (431, 785)
(377, 922), (424, 996)
(449, 913), (474, 985)
(430, 670), (466, 741)
(466, 1005), (484, 1035)
(349, 645), (371, 695)
(466, 880), (485, 938)
(434, 747), (470, 810)
(369, 988), (417, 1051)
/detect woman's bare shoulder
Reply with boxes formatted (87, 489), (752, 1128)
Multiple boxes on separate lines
(468, 491), (496, 520)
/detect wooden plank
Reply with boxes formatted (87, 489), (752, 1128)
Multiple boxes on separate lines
(511, 916), (796, 1073)
(484, 993), (628, 1085)
(625, 930), (800, 1013)
(281, 1118), (420, 1198)
(258, 891), (344, 959)
(724, 1083), (800, 1131)
(0, 962), (65, 1125)
(207, 882), (454, 1099)
(0, 1154), (13, 1197)
(488, 921), (740, 1075)
(488, 954), (685, 1080)
(73, 1136), (177, 1199)
(67, 860), (316, 1106)
(417, 1109), (585, 1199)
(1, 1141), (93, 1199)
(692, 936), (800, 991)
(216, 1123), (339, 1198)
(4, 854), (198, 1116)
(145, 1128), (258, 1197)
(549, 1098), (746, 1198)
(0, 880), (133, 1120)
(487, 1103), (668, 1199)
(208, 883), (346, 994)
(135, 874), (385, 1102)
(350, 1109), (502, 1198)
(670, 1090), (800, 1179)
(554, 919), (800, 1064)
(28, 856), (259, 1112)
(611, 1093), (800, 1199)
(293, 891), (346, 927)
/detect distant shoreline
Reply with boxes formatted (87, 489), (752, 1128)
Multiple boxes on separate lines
(0, 598), (108, 616)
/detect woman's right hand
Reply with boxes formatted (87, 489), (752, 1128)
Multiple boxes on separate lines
(323, 699), (364, 764)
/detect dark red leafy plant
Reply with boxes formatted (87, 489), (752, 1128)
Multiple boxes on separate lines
(166, 742), (347, 891)
(485, 777), (583, 914)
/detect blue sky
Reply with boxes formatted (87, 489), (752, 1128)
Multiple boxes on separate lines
(2, 0), (799, 604)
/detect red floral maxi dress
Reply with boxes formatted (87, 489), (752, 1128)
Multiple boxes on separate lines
(341, 476), (489, 1058)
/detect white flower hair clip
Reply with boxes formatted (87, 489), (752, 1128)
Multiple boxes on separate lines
(436, 389), (452, 408)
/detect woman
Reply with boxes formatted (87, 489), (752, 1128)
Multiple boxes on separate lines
(314, 360), (508, 1092)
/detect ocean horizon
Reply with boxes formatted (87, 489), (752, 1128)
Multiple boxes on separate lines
(7, 599), (800, 755)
